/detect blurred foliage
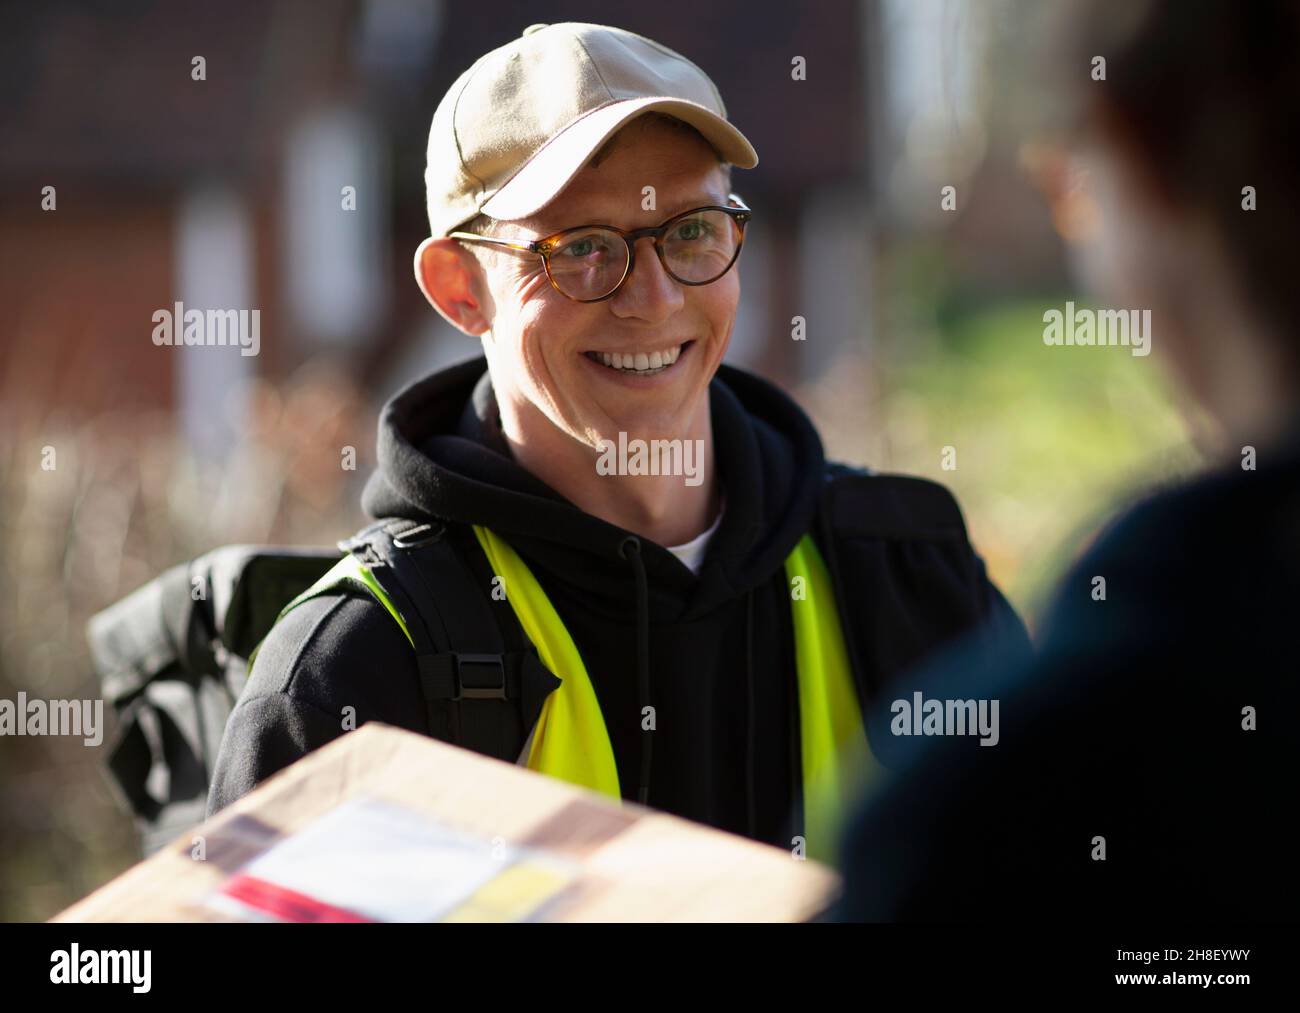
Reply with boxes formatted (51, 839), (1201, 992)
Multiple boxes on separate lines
(0, 360), (371, 921)
(802, 282), (1203, 630)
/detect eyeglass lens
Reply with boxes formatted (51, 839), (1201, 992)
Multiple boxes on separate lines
(546, 209), (742, 300)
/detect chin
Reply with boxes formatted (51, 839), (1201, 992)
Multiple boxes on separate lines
(630, 393), (701, 432)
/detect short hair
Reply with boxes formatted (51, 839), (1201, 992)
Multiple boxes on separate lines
(1055, 0), (1300, 348)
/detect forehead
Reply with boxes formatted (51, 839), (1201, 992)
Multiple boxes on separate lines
(521, 121), (729, 231)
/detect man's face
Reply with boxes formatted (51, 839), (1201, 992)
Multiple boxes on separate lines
(475, 118), (739, 450)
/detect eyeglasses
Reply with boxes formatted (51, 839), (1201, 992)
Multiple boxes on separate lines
(450, 193), (753, 303)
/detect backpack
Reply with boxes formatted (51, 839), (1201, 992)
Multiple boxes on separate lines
(88, 465), (970, 856)
(87, 546), (340, 856)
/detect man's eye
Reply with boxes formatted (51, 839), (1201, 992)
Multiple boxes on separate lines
(674, 220), (709, 241)
(560, 236), (604, 258)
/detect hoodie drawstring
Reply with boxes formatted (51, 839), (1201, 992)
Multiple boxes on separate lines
(619, 536), (653, 805)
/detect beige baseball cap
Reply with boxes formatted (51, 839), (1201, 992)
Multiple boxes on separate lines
(423, 22), (759, 237)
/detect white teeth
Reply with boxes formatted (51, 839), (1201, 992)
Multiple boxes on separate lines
(589, 343), (685, 373)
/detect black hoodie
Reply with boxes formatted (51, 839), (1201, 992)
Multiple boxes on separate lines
(208, 356), (1028, 847)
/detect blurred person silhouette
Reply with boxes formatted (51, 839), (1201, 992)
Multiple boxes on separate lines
(834, 0), (1300, 920)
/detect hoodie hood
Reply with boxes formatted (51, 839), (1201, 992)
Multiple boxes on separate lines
(363, 354), (828, 813)
(361, 354), (826, 621)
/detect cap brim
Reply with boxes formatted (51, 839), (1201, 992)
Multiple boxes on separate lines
(479, 97), (758, 224)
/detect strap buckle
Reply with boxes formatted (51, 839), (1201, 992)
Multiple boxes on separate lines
(391, 522), (444, 549)
(453, 653), (508, 700)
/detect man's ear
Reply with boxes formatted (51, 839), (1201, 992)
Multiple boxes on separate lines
(414, 237), (492, 336)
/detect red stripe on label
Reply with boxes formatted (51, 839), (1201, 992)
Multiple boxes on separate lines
(221, 874), (374, 923)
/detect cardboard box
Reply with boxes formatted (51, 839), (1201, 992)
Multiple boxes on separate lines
(54, 723), (840, 922)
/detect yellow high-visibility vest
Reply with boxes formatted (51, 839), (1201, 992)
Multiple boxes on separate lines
(279, 526), (877, 864)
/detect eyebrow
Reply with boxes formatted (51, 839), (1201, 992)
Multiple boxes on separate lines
(535, 192), (730, 233)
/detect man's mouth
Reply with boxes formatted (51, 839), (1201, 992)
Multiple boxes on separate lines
(583, 341), (693, 377)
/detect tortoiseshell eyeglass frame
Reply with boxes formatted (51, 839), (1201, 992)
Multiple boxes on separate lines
(449, 193), (753, 303)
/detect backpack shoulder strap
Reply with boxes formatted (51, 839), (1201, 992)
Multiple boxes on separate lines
(812, 462), (978, 708)
(818, 463), (970, 541)
(812, 465), (872, 713)
(286, 518), (560, 762)
(87, 545), (340, 851)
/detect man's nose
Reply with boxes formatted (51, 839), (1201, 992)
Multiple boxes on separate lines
(609, 236), (684, 320)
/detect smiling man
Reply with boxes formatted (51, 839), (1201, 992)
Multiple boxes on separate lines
(208, 22), (1029, 860)
(420, 106), (740, 550)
